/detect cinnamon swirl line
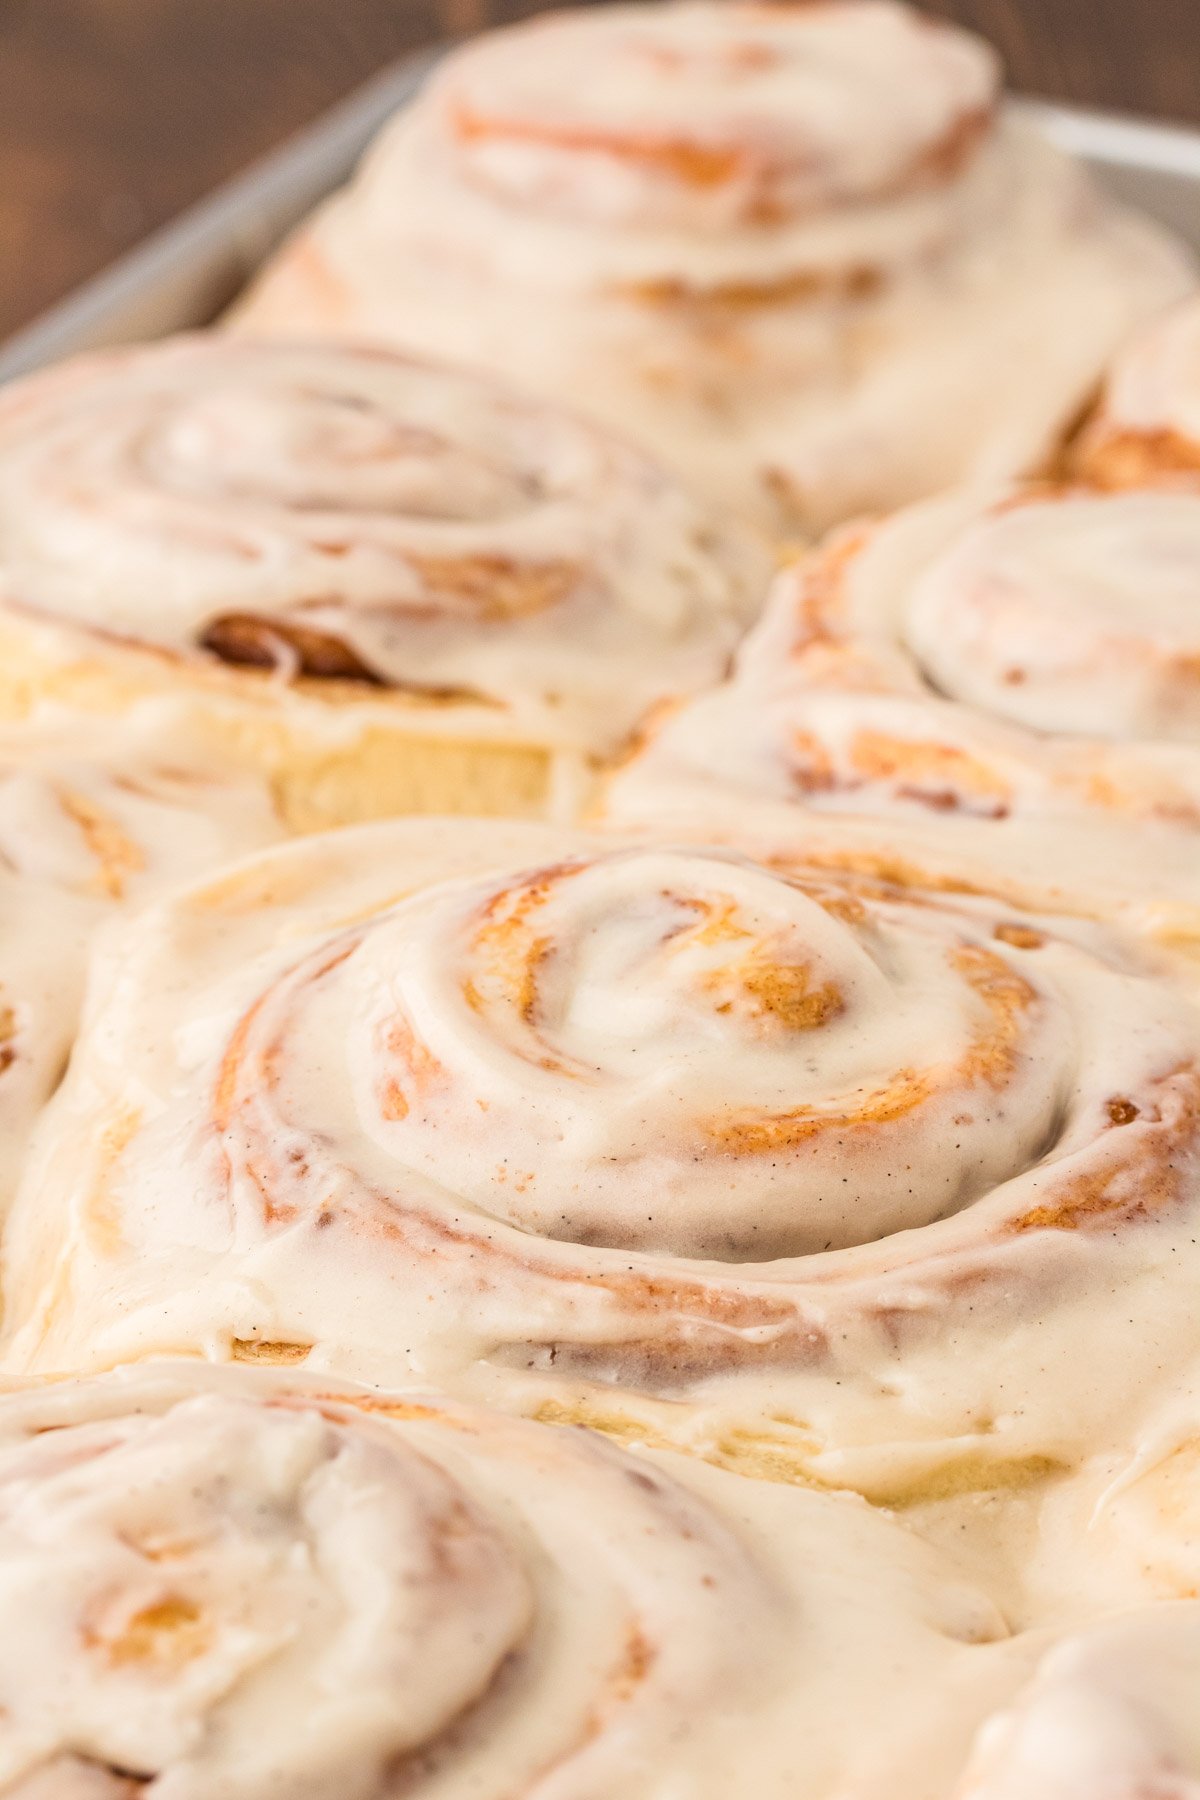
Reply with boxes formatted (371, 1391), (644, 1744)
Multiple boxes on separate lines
(948, 1604), (1200, 1800)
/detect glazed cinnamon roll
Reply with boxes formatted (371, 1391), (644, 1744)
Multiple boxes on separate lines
(0, 1359), (1012, 1799)
(0, 336), (765, 829)
(8, 818), (1200, 1498)
(1077, 293), (1200, 488)
(0, 703), (282, 1214)
(602, 483), (1200, 947)
(233, 0), (1193, 536)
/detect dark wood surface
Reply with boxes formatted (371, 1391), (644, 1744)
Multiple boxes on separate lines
(0, 0), (1194, 340)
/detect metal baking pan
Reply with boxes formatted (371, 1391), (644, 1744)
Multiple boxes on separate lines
(2, 47), (1200, 386)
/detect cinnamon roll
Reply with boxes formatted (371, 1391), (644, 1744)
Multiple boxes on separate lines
(601, 483), (1200, 948)
(0, 702), (282, 1214)
(0, 1359), (1012, 1799)
(233, 0), (1193, 536)
(0, 336), (765, 829)
(8, 818), (1200, 1498)
(1077, 293), (1200, 489)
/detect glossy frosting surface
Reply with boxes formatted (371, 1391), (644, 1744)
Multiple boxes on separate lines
(234, 2), (1193, 533)
(602, 482), (1200, 943)
(0, 701), (283, 1212)
(0, 337), (765, 755)
(7, 819), (1200, 1505)
(2, 7), (1200, 1788)
(0, 1361), (1023, 1800)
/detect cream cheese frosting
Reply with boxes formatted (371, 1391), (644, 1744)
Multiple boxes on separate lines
(434, 0), (1001, 230)
(0, 1361), (1198, 1799)
(0, 335), (766, 759)
(0, 701), (283, 1212)
(950, 1606), (1200, 1800)
(900, 490), (1200, 742)
(6, 819), (1200, 1500)
(232, 1), (1194, 535)
(0, 1360), (1024, 1800)
(601, 483), (1200, 948)
(0, 4), (1198, 1786)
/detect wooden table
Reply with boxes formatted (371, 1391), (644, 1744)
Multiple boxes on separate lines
(1, 0), (1196, 340)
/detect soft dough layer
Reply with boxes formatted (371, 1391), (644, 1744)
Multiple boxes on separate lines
(6, 819), (1200, 1499)
(234, 1), (1193, 535)
(0, 1360), (1018, 1800)
(0, 336), (767, 827)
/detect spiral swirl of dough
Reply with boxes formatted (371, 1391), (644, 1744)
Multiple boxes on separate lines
(8, 819), (1200, 1488)
(899, 489), (1200, 744)
(602, 486), (1200, 941)
(0, 1361), (1008, 1800)
(0, 336), (764, 757)
(431, 0), (999, 232)
(218, 840), (1070, 1263)
(232, 2), (1192, 535)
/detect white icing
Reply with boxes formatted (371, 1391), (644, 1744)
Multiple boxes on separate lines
(602, 483), (1200, 941)
(0, 1361), (1014, 1799)
(1, 10), (1200, 1783)
(0, 336), (766, 756)
(954, 1608), (1200, 1799)
(6, 819), (1200, 1489)
(904, 491), (1200, 741)
(0, 701), (282, 1214)
(233, 2), (1193, 534)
